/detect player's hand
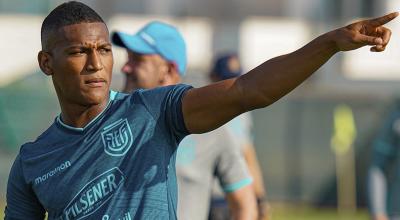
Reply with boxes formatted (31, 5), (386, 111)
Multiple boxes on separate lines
(332, 12), (398, 52)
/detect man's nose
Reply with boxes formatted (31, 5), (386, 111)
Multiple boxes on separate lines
(86, 51), (103, 72)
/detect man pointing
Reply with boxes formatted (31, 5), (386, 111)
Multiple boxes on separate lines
(5, 1), (398, 219)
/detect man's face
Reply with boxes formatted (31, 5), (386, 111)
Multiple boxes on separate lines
(121, 51), (169, 91)
(45, 22), (113, 106)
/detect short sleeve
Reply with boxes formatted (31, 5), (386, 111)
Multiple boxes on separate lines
(371, 107), (400, 169)
(214, 128), (252, 193)
(137, 84), (193, 144)
(5, 154), (45, 220)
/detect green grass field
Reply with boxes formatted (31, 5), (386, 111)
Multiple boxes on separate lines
(1, 200), (4, 219)
(0, 200), (369, 220)
(270, 204), (369, 220)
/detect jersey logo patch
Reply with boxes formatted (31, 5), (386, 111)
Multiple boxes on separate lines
(101, 118), (133, 156)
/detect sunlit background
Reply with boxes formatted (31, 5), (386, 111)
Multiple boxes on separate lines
(1, 0), (400, 219)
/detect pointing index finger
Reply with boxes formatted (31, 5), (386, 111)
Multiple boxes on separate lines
(367, 12), (399, 27)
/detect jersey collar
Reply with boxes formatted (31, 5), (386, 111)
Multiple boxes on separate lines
(56, 90), (118, 132)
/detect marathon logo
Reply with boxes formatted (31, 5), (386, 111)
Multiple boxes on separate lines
(34, 160), (71, 185)
(62, 167), (125, 220)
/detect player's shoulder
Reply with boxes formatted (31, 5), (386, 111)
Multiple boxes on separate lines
(128, 84), (192, 113)
(135, 84), (192, 99)
(105, 90), (147, 114)
(19, 121), (59, 160)
(111, 90), (129, 101)
(108, 89), (155, 111)
(111, 86), (185, 105)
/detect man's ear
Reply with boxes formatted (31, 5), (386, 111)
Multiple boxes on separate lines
(38, 51), (53, 76)
(166, 62), (181, 83)
(159, 62), (181, 86)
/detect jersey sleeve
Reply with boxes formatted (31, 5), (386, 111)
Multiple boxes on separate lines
(214, 128), (252, 193)
(5, 154), (45, 220)
(137, 84), (193, 144)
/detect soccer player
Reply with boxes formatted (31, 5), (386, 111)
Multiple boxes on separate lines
(368, 101), (400, 220)
(112, 22), (258, 220)
(5, 1), (398, 219)
(208, 53), (268, 220)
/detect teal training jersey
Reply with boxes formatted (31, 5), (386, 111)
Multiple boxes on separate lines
(5, 84), (191, 220)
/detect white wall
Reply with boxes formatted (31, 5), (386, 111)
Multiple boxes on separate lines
(0, 15), (42, 86)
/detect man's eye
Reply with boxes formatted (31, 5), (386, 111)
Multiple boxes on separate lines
(99, 48), (111, 54)
(69, 50), (85, 55)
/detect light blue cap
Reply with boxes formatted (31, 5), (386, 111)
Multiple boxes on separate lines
(112, 21), (187, 75)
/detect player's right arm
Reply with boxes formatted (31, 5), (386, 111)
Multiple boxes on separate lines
(5, 154), (45, 220)
(182, 12), (398, 134)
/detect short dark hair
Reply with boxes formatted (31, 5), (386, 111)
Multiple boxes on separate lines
(41, 1), (105, 50)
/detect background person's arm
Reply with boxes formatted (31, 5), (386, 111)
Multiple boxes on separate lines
(182, 12), (398, 134)
(243, 145), (269, 219)
(226, 184), (258, 220)
(243, 145), (265, 197)
(227, 113), (268, 219)
(214, 126), (257, 219)
(368, 166), (389, 220)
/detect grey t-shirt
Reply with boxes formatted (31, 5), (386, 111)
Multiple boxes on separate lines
(225, 112), (254, 148)
(212, 113), (254, 199)
(176, 124), (252, 220)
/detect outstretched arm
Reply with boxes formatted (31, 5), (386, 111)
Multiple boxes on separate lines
(183, 12), (398, 133)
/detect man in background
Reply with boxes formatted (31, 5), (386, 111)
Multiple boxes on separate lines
(368, 101), (400, 220)
(208, 53), (268, 220)
(112, 21), (258, 220)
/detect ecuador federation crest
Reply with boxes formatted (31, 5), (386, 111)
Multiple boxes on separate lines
(101, 118), (133, 156)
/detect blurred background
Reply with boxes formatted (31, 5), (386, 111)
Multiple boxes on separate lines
(1, 0), (400, 219)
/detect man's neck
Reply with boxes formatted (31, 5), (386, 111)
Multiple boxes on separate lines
(59, 97), (109, 129)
